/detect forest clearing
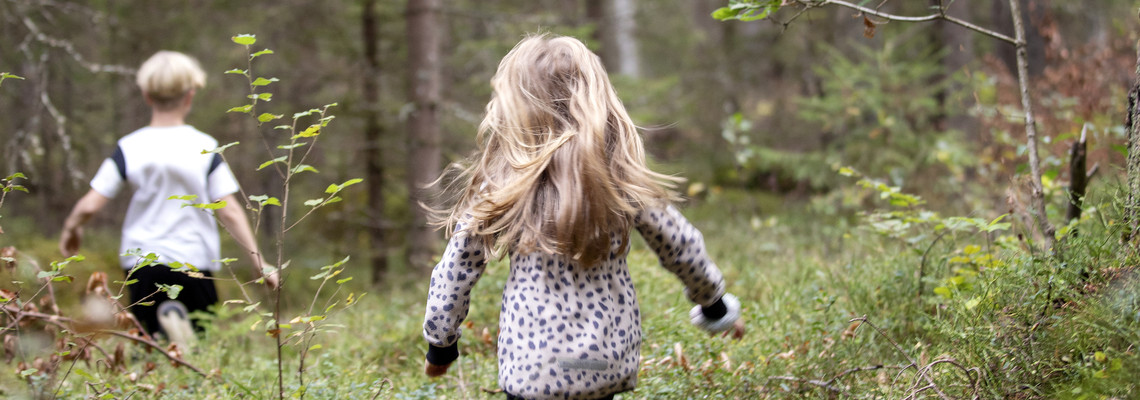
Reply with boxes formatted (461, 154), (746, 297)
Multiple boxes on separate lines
(2, 0), (1140, 399)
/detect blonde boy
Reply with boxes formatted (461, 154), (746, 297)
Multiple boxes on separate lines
(60, 51), (276, 345)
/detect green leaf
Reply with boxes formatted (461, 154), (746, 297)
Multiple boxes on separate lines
(293, 110), (315, 119)
(319, 115), (336, 127)
(331, 178), (363, 193)
(250, 49), (275, 59)
(168, 194), (199, 202)
(37, 270), (59, 279)
(963, 297), (981, 310)
(232, 34), (257, 46)
(303, 198), (324, 207)
(52, 275), (74, 282)
(160, 284), (183, 299)
(258, 93), (273, 101)
(291, 164), (318, 174)
(224, 69), (247, 75)
(335, 277), (353, 284)
(278, 143), (307, 150)
(308, 344), (323, 351)
(1111, 143), (1128, 157)
(262, 197), (281, 206)
(243, 302), (261, 313)
(251, 77), (279, 87)
(202, 141), (240, 154)
(73, 367), (95, 381)
(257, 113), (283, 123)
(323, 196), (342, 205)
(214, 258), (239, 265)
(296, 124), (320, 138)
(258, 156), (287, 170)
(227, 104), (253, 114)
(711, 6), (738, 20)
(192, 201), (227, 210)
(274, 125), (292, 130)
(5, 172), (26, 180)
(20, 368), (39, 377)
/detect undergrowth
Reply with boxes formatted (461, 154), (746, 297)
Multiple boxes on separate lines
(1, 176), (1138, 398)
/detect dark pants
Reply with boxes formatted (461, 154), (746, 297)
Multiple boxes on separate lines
(126, 265), (217, 335)
(506, 394), (614, 400)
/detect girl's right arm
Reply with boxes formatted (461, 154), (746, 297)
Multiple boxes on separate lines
(422, 223), (488, 372)
(635, 206), (742, 335)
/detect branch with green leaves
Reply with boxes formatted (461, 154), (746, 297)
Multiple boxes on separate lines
(219, 33), (362, 399)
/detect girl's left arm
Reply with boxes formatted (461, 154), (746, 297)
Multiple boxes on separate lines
(422, 224), (488, 371)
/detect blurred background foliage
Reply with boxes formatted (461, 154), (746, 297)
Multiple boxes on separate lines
(1, 0), (1136, 278)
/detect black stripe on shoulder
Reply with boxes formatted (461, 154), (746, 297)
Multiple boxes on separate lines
(208, 153), (223, 176)
(111, 145), (127, 181)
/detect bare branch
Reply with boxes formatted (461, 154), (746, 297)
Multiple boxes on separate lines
(792, 0), (1017, 45)
(14, 6), (135, 75)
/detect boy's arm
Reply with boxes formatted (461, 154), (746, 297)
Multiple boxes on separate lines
(214, 194), (277, 289)
(423, 223), (488, 375)
(60, 190), (112, 256)
(635, 206), (741, 334)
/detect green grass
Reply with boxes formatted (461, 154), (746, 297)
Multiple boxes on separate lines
(1, 185), (1139, 399)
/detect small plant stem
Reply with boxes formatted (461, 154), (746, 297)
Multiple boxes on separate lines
(1008, 0), (1055, 252)
(53, 335), (94, 396)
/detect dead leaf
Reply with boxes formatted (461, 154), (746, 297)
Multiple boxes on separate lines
(863, 16), (876, 38)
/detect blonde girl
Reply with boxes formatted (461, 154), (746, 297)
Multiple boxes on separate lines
(421, 34), (743, 400)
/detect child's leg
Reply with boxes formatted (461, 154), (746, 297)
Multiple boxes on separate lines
(127, 266), (218, 335)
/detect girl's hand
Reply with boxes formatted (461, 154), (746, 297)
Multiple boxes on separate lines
(425, 361), (451, 377)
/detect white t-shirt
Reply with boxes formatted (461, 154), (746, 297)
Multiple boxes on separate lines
(90, 125), (240, 271)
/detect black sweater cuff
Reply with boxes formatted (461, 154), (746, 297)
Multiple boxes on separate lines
(426, 343), (459, 365)
(701, 298), (727, 320)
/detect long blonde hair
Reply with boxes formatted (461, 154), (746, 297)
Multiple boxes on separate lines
(433, 34), (681, 267)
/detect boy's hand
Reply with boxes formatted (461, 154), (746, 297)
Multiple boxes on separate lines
(425, 361), (451, 377)
(259, 262), (279, 290)
(60, 227), (83, 257)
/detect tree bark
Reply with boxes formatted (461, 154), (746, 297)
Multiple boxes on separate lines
(1125, 42), (1140, 241)
(586, 0), (640, 78)
(610, 0), (640, 78)
(1009, 0), (1055, 251)
(406, 0), (443, 269)
(1066, 126), (1089, 223)
(362, 0), (388, 284)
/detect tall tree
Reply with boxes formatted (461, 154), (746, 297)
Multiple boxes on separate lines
(362, 0), (388, 283)
(586, 0), (641, 78)
(406, 0), (443, 268)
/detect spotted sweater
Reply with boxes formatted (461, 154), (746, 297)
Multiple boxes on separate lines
(423, 206), (732, 399)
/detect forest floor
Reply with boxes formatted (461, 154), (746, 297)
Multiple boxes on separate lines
(1, 185), (1139, 399)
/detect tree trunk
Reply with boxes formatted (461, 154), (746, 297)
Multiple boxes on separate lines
(406, 0), (442, 269)
(1125, 43), (1140, 241)
(362, 0), (388, 284)
(609, 0), (640, 78)
(1066, 126), (1089, 223)
(1009, 0), (1055, 251)
(586, 0), (640, 78)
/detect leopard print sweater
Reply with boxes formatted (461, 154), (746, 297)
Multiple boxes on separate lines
(423, 206), (731, 399)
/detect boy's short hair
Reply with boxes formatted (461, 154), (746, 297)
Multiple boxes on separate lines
(136, 51), (206, 110)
